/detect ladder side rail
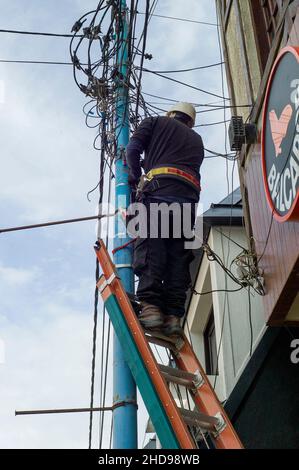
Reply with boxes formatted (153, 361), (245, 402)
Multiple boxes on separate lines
(95, 241), (195, 449)
(172, 335), (244, 449)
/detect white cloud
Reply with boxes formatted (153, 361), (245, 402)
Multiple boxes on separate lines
(0, 265), (39, 285)
(0, 80), (5, 104)
(0, 310), (92, 448)
(0, 339), (5, 364)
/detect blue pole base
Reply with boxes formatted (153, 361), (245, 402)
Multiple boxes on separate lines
(113, 333), (138, 449)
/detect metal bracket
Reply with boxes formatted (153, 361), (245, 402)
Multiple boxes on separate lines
(112, 399), (138, 410)
(98, 273), (118, 294)
(212, 412), (227, 438)
(192, 369), (205, 390)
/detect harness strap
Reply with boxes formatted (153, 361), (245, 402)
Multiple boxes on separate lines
(146, 166), (201, 191)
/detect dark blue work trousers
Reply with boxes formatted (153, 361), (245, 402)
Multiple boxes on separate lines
(133, 197), (195, 318)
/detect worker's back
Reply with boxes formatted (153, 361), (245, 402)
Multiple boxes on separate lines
(128, 105), (204, 335)
(132, 115), (204, 201)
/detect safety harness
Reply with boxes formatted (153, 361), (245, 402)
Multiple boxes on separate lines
(137, 166), (201, 199)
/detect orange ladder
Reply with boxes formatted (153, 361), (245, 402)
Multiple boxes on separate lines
(95, 239), (243, 449)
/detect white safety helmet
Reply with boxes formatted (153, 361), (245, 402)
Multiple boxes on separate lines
(166, 102), (196, 127)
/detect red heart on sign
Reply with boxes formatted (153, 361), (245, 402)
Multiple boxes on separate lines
(269, 104), (293, 157)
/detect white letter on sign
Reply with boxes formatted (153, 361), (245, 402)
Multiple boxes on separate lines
(268, 164), (277, 192)
(291, 79), (299, 109)
(284, 169), (292, 210)
(290, 155), (299, 199)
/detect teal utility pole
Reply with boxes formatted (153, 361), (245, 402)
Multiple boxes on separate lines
(113, 0), (137, 448)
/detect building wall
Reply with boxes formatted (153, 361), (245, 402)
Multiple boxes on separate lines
(218, 0), (299, 325)
(239, 0), (262, 101)
(186, 226), (266, 399)
(226, 327), (299, 449)
(223, 0), (262, 114)
(225, 5), (251, 119)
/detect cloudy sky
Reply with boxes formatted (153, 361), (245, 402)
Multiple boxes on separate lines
(0, 0), (236, 449)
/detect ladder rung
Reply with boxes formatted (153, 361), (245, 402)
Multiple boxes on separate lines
(144, 329), (183, 345)
(162, 372), (195, 388)
(159, 364), (197, 381)
(144, 330), (184, 350)
(146, 335), (178, 352)
(144, 333), (178, 352)
(179, 408), (220, 432)
(159, 364), (200, 388)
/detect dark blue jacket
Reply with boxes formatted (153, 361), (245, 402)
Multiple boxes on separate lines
(126, 116), (204, 201)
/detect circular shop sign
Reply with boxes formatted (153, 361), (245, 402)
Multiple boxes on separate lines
(262, 46), (299, 222)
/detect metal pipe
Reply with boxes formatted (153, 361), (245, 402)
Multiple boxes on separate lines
(0, 212), (117, 234)
(15, 399), (137, 416)
(15, 407), (113, 416)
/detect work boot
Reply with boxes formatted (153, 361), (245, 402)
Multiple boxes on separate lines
(163, 315), (184, 337)
(139, 302), (164, 330)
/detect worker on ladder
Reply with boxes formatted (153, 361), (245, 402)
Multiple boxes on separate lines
(126, 102), (204, 336)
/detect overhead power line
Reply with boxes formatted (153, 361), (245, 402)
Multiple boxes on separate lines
(142, 68), (230, 100)
(195, 119), (231, 127)
(137, 62), (225, 74)
(137, 12), (218, 26)
(0, 59), (74, 65)
(143, 91), (251, 109)
(0, 59), (227, 74)
(0, 28), (83, 38)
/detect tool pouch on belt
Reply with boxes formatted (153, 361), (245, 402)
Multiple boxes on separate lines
(137, 174), (148, 192)
(136, 174), (151, 201)
(136, 174), (161, 201)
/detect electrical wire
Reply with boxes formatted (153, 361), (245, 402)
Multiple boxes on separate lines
(99, 159), (114, 449)
(69, 0), (257, 448)
(140, 68), (230, 101)
(248, 287), (253, 357)
(195, 119), (231, 128)
(89, 91), (108, 450)
(142, 91), (250, 109)
(0, 59), (75, 65)
(98, 300), (107, 448)
(203, 221), (247, 251)
(88, 258), (100, 449)
(137, 62), (225, 73)
(99, 317), (112, 448)
(257, 210), (274, 263)
(204, 147), (237, 160)
(192, 286), (244, 296)
(70, 0), (153, 448)
(212, 2), (240, 391)
(109, 415), (113, 449)
(136, 11), (218, 27)
(134, 0), (150, 122)
(0, 28), (85, 38)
